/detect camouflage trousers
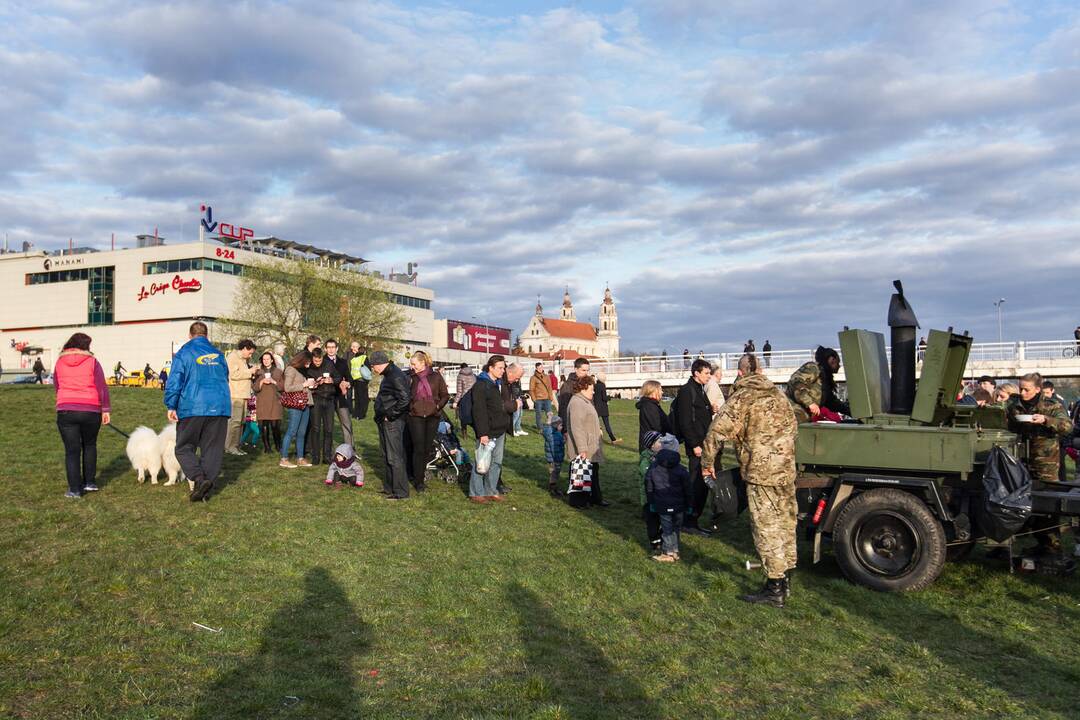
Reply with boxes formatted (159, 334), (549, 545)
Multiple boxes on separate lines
(746, 482), (798, 579)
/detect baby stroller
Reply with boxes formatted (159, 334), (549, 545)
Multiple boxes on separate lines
(428, 417), (472, 484)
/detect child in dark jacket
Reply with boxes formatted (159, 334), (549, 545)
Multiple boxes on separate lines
(542, 413), (566, 496)
(639, 432), (680, 555)
(645, 448), (693, 562)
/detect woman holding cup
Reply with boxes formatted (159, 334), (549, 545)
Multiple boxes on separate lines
(305, 347), (343, 465)
(253, 351), (283, 453)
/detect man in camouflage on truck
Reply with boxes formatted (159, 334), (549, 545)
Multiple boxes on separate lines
(703, 354), (799, 608)
(786, 346), (850, 423)
(1007, 372), (1074, 555)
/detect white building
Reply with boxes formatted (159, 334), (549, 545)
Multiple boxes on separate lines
(518, 287), (620, 359)
(0, 235), (434, 375)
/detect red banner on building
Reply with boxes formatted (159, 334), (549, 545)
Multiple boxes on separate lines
(447, 320), (511, 353)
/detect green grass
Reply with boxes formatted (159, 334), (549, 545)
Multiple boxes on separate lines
(2, 385), (1080, 719)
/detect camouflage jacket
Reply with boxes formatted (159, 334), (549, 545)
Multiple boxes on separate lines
(1006, 394), (1072, 483)
(786, 361), (821, 423)
(703, 373), (798, 487)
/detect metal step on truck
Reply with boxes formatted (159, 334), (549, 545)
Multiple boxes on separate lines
(794, 283), (1080, 592)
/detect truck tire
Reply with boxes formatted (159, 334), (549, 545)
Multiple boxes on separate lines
(832, 488), (947, 592)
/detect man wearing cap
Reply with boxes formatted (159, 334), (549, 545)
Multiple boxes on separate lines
(371, 351), (411, 500)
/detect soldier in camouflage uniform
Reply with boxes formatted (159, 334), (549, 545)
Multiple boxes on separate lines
(1006, 373), (1073, 553)
(786, 346), (849, 423)
(703, 354), (798, 608)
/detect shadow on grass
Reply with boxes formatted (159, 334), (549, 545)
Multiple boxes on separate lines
(188, 567), (371, 720)
(506, 582), (664, 720)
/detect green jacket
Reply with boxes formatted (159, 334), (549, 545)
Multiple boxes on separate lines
(638, 448), (654, 506)
(1006, 394), (1072, 483)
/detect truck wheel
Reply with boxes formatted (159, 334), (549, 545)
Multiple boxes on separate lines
(832, 488), (947, 592)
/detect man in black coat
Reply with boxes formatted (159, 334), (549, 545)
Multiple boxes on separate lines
(469, 355), (511, 502)
(371, 351), (411, 499)
(324, 339), (354, 447)
(675, 358), (714, 534)
(557, 358), (591, 427)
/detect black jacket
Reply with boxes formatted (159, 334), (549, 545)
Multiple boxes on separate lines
(306, 360), (342, 400)
(326, 354), (351, 408)
(593, 380), (611, 418)
(645, 449), (693, 514)
(472, 374), (510, 439)
(675, 379), (711, 449)
(636, 396), (672, 450)
(374, 363), (410, 422)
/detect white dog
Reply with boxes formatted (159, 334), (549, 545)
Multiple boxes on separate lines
(158, 424), (187, 489)
(126, 426), (162, 484)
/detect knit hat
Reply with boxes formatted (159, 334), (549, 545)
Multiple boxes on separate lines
(658, 433), (680, 452)
(369, 350), (390, 366)
(642, 430), (662, 449)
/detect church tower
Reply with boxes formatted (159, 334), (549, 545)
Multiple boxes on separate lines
(560, 287), (576, 322)
(597, 285), (620, 358)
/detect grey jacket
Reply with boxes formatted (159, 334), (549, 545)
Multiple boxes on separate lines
(567, 393), (604, 464)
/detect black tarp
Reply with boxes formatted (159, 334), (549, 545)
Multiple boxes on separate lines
(977, 446), (1032, 542)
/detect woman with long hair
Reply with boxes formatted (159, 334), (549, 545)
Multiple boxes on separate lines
(53, 333), (111, 497)
(280, 351), (315, 468)
(406, 350), (449, 492)
(253, 351), (284, 453)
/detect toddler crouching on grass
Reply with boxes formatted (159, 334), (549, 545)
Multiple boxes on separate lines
(326, 444), (364, 487)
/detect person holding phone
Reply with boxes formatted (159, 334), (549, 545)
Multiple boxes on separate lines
(305, 348), (342, 465)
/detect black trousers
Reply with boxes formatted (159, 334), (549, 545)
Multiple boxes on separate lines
(260, 419), (281, 452)
(352, 381), (370, 420)
(643, 503), (661, 546)
(601, 415), (617, 442)
(685, 450), (709, 526)
(589, 463), (604, 504)
(310, 396), (335, 464)
(56, 411), (101, 494)
(407, 415), (438, 490)
(175, 416), (227, 490)
(378, 417), (409, 498)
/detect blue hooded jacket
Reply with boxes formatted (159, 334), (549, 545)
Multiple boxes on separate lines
(164, 335), (231, 419)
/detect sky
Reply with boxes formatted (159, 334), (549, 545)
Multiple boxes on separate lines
(2, 0), (1079, 353)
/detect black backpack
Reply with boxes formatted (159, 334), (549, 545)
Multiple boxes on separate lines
(457, 386), (476, 429)
(668, 392), (684, 441)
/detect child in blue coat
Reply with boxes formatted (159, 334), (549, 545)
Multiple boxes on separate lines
(542, 413), (565, 497)
(646, 448), (693, 562)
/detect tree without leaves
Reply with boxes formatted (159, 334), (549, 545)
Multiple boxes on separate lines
(217, 258), (405, 356)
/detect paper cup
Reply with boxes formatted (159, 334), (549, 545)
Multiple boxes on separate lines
(264, 373), (271, 379)
(1015, 414), (1034, 422)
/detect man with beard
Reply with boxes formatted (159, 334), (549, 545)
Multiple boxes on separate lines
(786, 346), (850, 423)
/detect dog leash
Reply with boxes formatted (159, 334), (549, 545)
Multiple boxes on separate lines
(105, 423), (131, 439)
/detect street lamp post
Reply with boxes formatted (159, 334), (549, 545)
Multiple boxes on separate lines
(993, 298), (1006, 344)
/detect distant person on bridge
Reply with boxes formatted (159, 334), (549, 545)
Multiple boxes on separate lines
(1074, 326), (1080, 354)
(682, 348), (690, 370)
(918, 337), (927, 362)
(786, 346), (850, 423)
(762, 340), (772, 368)
(743, 340), (755, 354)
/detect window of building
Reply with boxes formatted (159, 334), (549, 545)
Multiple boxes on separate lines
(143, 258), (243, 276)
(387, 293), (431, 310)
(24, 266), (114, 324)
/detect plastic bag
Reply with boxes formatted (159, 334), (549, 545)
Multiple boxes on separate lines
(475, 441), (494, 475)
(567, 456), (593, 494)
(977, 446), (1032, 542)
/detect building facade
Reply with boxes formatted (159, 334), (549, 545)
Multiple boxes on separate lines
(0, 236), (434, 375)
(518, 288), (620, 359)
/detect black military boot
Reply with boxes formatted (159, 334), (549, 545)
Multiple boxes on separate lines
(740, 578), (785, 608)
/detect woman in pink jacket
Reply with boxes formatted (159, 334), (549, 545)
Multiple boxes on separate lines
(53, 333), (111, 498)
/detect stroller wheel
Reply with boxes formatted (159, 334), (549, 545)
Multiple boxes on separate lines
(437, 467), (458, 484)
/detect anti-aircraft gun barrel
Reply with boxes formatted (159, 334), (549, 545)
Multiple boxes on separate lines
(887, 279), (919, 415)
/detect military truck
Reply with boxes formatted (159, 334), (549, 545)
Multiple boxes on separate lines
(795, 283), (1080, 592)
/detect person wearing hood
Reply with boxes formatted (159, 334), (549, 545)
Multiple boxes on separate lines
(325, 443), (364, 487)
(637, 380), (672, 451)
(407, 350), (449, 493)
(639, 431), (680, 556)
(165, 322), (231, 502)
(33, 356), (46, 383)
(455, 363), (477, 439)
(703, 353), (798, 608)
(468, 355), (511, 503)
(646, 444), (693, 562)
(786, 346), (850, 423)
(53, 333), (111, 498)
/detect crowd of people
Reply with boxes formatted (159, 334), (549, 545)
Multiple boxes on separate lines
(43, 322), (1080, 608)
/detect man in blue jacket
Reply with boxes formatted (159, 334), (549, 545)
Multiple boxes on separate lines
(164, 321), (231, 502)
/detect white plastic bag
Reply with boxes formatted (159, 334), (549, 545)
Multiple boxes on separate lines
(475, 441), (494, 475)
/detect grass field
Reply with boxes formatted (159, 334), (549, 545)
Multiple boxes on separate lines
(3, 385), (1080, 719)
